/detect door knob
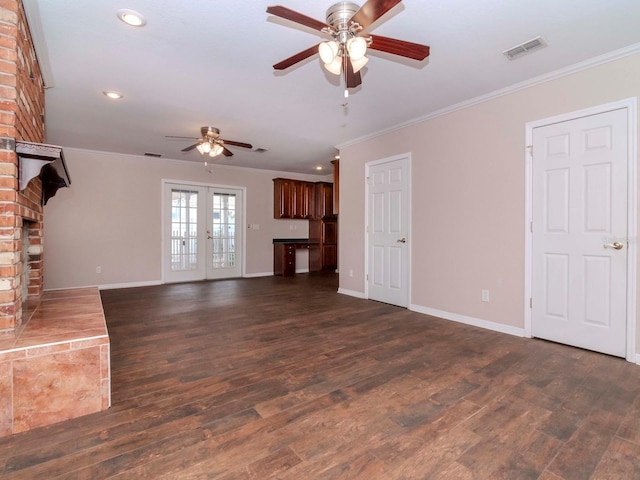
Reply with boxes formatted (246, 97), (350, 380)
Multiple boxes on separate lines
(603, 241), (623, 250)
(397, 238), (407, 243)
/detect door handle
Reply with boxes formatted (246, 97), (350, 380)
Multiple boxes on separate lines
(603, 241), (623, 250)
(397, 238), (406, 243)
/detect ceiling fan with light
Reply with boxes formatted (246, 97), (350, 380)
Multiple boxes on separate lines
(166, 126), (253, 159)
(267, 0), (430, 96)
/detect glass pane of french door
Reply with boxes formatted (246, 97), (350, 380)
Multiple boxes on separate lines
(207, 188), (242, 279)
(170, 189), (199, 271)
(164, 184), (206, 283)
(212, 193), (236, 268)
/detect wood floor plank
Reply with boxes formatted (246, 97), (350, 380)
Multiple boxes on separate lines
(591, 437), (640, 479)
(0, 273), (639, 479)
(545, 408), (624, 480)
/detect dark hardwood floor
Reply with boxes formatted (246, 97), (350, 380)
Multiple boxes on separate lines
(1, 273), (640, 479)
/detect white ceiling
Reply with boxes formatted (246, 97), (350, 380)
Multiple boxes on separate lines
(25, 0), (640, 175)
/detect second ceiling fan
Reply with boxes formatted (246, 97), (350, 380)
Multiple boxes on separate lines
(167, 126), (253, 158)
(267, 0), (430, 94)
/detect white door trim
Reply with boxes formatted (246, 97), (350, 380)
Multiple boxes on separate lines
(161, 179), (247, 283)
(524, 97), (638, 363)
(364, 153), (412, 305)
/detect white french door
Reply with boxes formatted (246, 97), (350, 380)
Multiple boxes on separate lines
(163, 182), (244, 283)
(206, 187), (243, 279)
(366, 156), (410, 307)
(531, 108), (628, 357)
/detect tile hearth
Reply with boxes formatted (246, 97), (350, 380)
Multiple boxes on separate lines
(0, 287), (110, 437)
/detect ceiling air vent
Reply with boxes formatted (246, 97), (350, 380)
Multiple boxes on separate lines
(144, 152), (163, 157)
(503, 36), (547, 60)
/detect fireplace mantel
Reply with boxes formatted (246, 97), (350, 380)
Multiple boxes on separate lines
(15, 141), (71, 204)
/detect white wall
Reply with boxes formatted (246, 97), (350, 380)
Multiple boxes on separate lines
(338, 52), (640, 357)
(43, 149), (329, 289)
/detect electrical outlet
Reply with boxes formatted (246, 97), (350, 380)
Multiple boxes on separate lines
(481, 289), (490, 302)
(349, 269), (354, 277)
(96, 266), (102, 274)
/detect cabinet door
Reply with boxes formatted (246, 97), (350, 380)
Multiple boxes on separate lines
(294, 181), (314, 219)
(322, 244), (337, 270)
(273, 178), (294, 219)
(314, 182), (333, 219)
(322, 221), (337, 244)
(331, 159), (339, 215)
(309, 244), (322, 272)
(305, 182), (316, 218)
(309, 219), (321, 243)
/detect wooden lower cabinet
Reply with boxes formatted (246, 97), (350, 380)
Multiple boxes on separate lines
(321, 244), (337, 270)
(274, 243), (296, 276)
(309, 218), (337, 271)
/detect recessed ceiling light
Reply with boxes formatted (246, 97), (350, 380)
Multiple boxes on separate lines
(103, 91), (123, 99)
(316, 166), (323, 171)
(117, 9), (146, 27)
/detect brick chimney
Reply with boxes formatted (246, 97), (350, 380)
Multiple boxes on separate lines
(0, 0), (46, 334)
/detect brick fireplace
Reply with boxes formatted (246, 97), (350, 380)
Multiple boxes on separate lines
(0, 1), (110, 438)
(0, 0), (46, 334)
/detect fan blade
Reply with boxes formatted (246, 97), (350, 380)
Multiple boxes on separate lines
(350, 0), (402, 30)
(266, 5), (330, 32)
(181, 143), (200, 152)
(221, 139), (253, 149)
(344, 55), (362, 89)
(273, 44), (319, 70)
(368, 34), (430, 60)
(222, 146), (234, 157)
(165, 135), (199, 140)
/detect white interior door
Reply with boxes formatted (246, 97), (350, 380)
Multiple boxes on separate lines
(164, 182), (244, 283)
(531, 108), (628, 357)
(367, 156), (410, 307)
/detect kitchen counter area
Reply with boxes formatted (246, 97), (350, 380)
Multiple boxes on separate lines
(273, 238), (320, 276)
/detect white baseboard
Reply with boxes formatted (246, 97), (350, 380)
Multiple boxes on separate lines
(243, 272), (274, 278)
(636, 353), (640, 365)
(410, 304), (526, 338)
(98, 280), (163, 290)
(338, 288), (366, 299)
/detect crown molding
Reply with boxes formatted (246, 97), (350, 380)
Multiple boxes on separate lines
(338, 42), (640, 150)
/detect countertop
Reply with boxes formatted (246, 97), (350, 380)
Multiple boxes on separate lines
(272, 238), (318, 244)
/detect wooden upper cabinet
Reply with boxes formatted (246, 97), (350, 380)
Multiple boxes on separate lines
(273, 178), (295, 218)
(314, 182), (333, 219)
(273, 178), (315, 219)
(295, 181), (315, 219)
(331, 159), (339, 216)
